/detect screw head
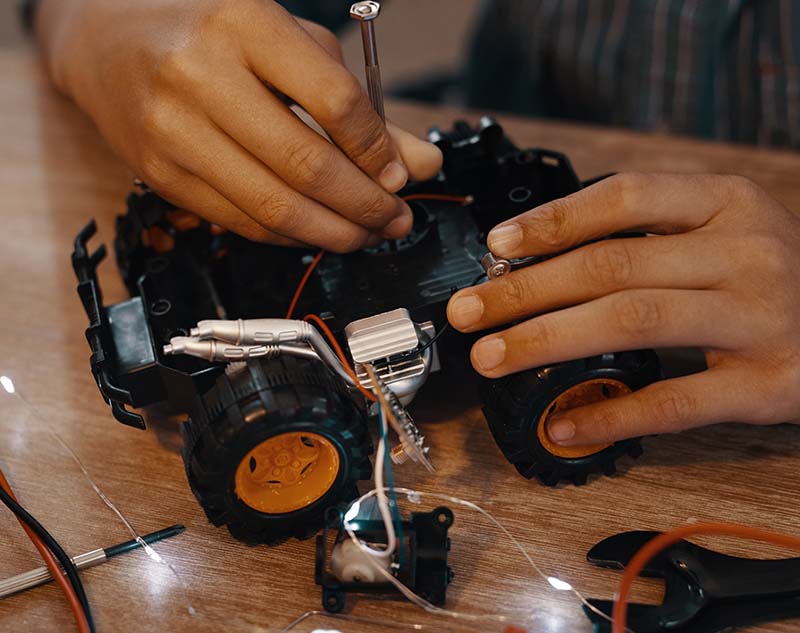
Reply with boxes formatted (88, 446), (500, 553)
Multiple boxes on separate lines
(350, 1), (380, 20)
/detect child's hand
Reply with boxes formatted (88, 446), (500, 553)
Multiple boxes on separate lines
(38, 0), (442, 250)
(448, 174), (800, 445)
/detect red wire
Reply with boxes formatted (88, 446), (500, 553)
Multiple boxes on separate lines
(303, 314), (376, 403)
(0, 468), (90, 633)
(613, 522), (800, 633)
(285, 199), (470, 319)
(286, 250), (325, 319)
(401, 194), (472, 204)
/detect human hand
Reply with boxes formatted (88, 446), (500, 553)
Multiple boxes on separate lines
(38, 0), (442, 250)
(447, 173), (800, 445)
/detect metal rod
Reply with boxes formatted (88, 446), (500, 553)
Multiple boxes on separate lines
(0, 524), (185, 600)
(350, 2), (385, 121)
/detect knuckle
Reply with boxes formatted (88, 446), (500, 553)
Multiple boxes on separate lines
(593, 405), (624, 443)
(348, 122), (393, 169)
(284, 141), (333, 191)
(750, 234), (791, 276)
(250, 189), (296, 232)
(533, 199), (575, 249)
(497, 273), (532, 319)
(612, 292), (664, 339)
(140, 99), (175, 140)
(582, 243), (636, 289)
(357, 191), (395, 228)
(651, 386), (697, 429)
(154, 46), (202, 89)
(319, 74), (363, 124)
(520, 319), (554, 357)
(197, 0), (245, 32)
(606, 172), (650, 209)
(715, 175), (761, 212)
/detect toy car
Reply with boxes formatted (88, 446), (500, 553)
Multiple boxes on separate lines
(71, 118), (662, 544)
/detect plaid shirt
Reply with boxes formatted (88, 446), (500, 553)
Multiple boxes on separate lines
(465, 0), (800, 148)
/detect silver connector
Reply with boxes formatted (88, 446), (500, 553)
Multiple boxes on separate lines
(350, 1), (385, 121)
(163, 337), (282, 362)
(190, 318), (312, 345)
(167, 319), (358, 389)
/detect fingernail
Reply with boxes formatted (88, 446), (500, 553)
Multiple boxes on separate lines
(548, 419), (576, 443)
(382, 205), (413, 238)
(380, 161), (408, 192)
(487, 223), (522, 254)
(448, 294), (483, 330)
(472, 338), (506, 372)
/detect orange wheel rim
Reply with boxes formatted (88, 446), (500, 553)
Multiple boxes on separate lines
(537, 378), (632, 459)
(234, 432), (340, 514)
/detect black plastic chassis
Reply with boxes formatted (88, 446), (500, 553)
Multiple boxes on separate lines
(71, 118), (588, 429)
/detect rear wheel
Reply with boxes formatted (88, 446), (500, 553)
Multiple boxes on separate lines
(182, 356), (372, 544)
(482, 351), (662, 486)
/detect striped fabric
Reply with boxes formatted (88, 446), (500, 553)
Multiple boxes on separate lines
(465, 0), (800, 148)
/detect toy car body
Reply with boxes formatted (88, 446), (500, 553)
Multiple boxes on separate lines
(72, 118), (661, 544)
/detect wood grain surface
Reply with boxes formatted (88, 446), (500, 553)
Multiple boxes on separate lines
(2, 44), (800, 633)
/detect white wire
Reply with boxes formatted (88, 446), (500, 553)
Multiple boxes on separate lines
(364, 403), (397, 559)
(344, 486), (632, 631)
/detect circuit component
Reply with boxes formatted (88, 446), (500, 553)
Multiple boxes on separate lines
(345, 308), (437, 404)
(316, 505), (454, 613)
(365, 364), (434, 472)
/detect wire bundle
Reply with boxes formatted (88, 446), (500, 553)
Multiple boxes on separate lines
(0, 468), (95, 633)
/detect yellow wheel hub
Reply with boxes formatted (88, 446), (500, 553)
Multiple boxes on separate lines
(537, 378), (632, 459)
(234, 432), (340, 514)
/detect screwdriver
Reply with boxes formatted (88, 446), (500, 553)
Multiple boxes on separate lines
(0, 524), (185, 599)
(350, 1), (385, 121)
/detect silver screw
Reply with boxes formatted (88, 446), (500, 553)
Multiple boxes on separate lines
(350, 1), (385, 122)
(481, 252), (512, 278)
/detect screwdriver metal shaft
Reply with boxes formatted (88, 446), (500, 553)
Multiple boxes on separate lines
(350, 2), (385, 121)
(0, 524), (185, 600)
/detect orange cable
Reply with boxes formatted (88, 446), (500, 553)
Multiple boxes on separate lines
(613, 522), (800, 633)
(303, 314), (376, 402)
(401, 194), (472, 204)
(0, 468), (90, 633)
(286, 250), (325, 319)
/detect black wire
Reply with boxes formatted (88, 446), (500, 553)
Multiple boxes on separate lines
(0, 486), (96, 633)
(414, 273), (486, 356)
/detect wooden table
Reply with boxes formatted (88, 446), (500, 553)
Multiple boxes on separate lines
(2, 43), (800, 633)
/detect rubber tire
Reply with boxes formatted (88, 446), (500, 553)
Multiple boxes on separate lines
(181, 356), (373, 545)
(481, 350), (662, 486)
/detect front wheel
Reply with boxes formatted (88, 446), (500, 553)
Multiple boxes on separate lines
(482, 350), (662, 486)
(182, 356), (373, 545)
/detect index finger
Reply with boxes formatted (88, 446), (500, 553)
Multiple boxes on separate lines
(487, 173), (739, 259)
(241, 4), (408, 192)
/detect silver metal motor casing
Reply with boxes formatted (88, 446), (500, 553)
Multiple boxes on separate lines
(344, 308), (438, 404)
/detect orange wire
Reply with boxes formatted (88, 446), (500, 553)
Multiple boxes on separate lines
(286, 250), (325, 319)
(0, 468), (90, 633)
(286, 200), (468, 319)
(613, 522), (800, 633)
(303, 314), (376, 402)
(401, 194), (472, 204)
